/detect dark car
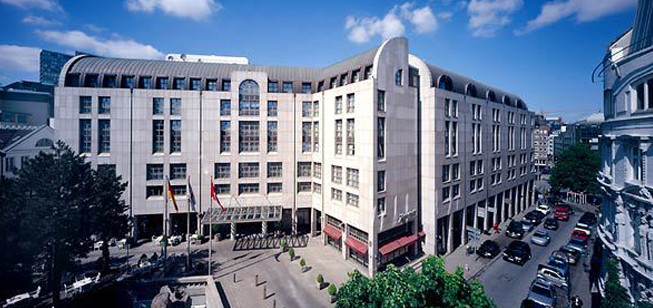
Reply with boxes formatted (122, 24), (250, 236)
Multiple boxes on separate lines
(543, 218), (559, 230)
(477, 240), (501, 258)
(558, 245), (580, 265)
(579, 212), (597, 227)
(507, 221), (525, 239)
(503, 240), (532, 265)
(524, 211), (545, 225)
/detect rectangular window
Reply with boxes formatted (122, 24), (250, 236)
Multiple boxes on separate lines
(239, 99), (259, 116)
(352, 70), (360, 82)
(332, 188), (342, 201)
(335, 120), (343, 155)
(267, 121), (278, 152)
(335, 96), (343, 114)
(302, 122), (312, 152)
(173, 77), (186, 90)
(470, 179), (476, 192)
(298, 182), (312, 193)
(637, 83), (645, 110)
(156, 77), (169, 90)
(153, 97), (164, 115)
(452, 122), (458, 155)
(79, 119), (91, 153)
(238, 162), (259, 178)
(477, 160), (484, 174)
(84, 74), (98, 87)
(239, 121), (259, 152)
(170, 120), (182, 153)
(214, 163), (230, 179)
(170, 98), (182, 115)
(346, 168), (359, 188)
(378, 170), (385, 192)
(268, 81), (278, 93)
(452, 184), (460, 198)
(452, 163), (460, 180)
(313, 121), (320, 152)
(146, 186), (163, 198)
(297, 162), (312, 177)
(395, 69), (403, 86)
(170, 163), (186, 180)
(313, 162), (322, 178)
(268, 182), (282, 193)
(302, 101), (312, 117)
(330, 77), (337, 89)
(445, 99), (450, 118)
(190, 78), (201, 90)
(98, 96), (111, 114)
(442, 165), (450, 183)
(313, 101), (319, 117)
(340, 73), (348, 86)
(332, 165), (342, 184)
(140, 76), (152, 89)
(452, 100), (458, 118)
(238, 183), (259, 194)
(282, 81), (293, 93)
(301, 82), (312, 94)
(377, 197), (386, 215)
(378, 90), (386, 112)
(103, 75), (117, 88)
(364, 65), (373, 79)
(153, 120), (164, 153)
(267, 101), (278, 117)
(346, 94), (355, 113)
(444, 121), (450, 156)
(378, 117), (385, 159)
(220, 120), (231, 152)
(267, 162), (282, 178)
(442, 187), (450, 201)
(470, 161), (476, 176)
(220, 100), (231, 116)
(98, 120), (111, 154)
(79, 96), (92, 114)
(207, 79), (218, 91)
(123, 76), (135, 88)
(216, 184), (230, 194)
(347, 119), (355, 155)
(222, 79), (231, 91)
(347, 193), (359, 207)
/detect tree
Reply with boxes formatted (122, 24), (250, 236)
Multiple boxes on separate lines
(550, 143), (600, 194)
(602, 258), (632, 308)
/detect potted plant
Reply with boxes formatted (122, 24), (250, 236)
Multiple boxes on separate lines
(327, 283), (337, 303)
(300, 258), (307, 272)
(288, 247), (295, 261)
(316, 274), (324, 289)
(280, 239), (288, 252)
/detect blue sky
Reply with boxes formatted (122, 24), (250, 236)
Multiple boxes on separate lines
(0, 0), (639, 122)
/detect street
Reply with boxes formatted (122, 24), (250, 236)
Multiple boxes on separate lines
(478, 205), (593, 308)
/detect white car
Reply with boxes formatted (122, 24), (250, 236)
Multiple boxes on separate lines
(536, 204), (552, 216)
(574, 224), (592, 237)
(93, 241), (104, 250)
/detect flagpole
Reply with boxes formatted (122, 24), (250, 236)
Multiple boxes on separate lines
(208, 183), (213, 276)
(186, 176), (191, 270)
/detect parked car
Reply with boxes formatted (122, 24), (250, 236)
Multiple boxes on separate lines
(531, 230), (551, 246)
(547, 254), (569, 278)
(571, 230), (589, 242)
(579, 212), (597, 226)
(554, 204), (572, 221)
(503, 240), (532, 265)
(543, 218), (559, 230)
(536, 204), (552, 216)
(526, 278), (557, 308)
(476, 240), (501, 258)
(507, 221), (525, 239)
(567, 237), (588, 254)
(574, 224), (592, 237)
(537, 264), (570, 288)
(521, 218), (535, 233)
(524, 211), (545, 225)
(558, 245), (580, 265)
(550, 250), (570, 267)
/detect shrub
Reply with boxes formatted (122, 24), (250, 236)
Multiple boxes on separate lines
(300, 258), (306, 267)
(328, 284), (337, 296)
(289, 247), (295, 260)
(316, 274), (324, 284)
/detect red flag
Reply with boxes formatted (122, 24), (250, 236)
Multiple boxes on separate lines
(210, 178), (226, 213)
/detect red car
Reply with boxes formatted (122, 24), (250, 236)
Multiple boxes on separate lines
(571, 230), (589, 242)
(554, 205), (571, 221)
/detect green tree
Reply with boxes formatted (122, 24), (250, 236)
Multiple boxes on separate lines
(602, 258), (632, 308)
(550, 143), (600, 194)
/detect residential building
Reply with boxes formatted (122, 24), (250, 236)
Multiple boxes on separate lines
(0, 124), (54, 178)
(597, 0), (653, 303)
(54, 37), (535, 276)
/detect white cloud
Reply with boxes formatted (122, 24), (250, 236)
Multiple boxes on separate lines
(467, 0), (523, 37)
(0, 45), (40, 72)
(437, 11), (453, 20)
(22, 15), (60, 27)
(0, 0), (62, 11)
(516, 0), (637, 35)
(345, 2), (439, 44)
(126, 0), (222, 21)
(36, 30), (164, 60)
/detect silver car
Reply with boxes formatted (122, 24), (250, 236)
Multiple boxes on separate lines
(521, 218), (535, 233)
(527, 278), (556, 307)
(531, 230), (551, 246)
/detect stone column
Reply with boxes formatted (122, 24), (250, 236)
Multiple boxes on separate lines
(230, 222), (237, 240)
(291, 209), (298, 235)
(447, 214), (454, 253)
(463, 206), (469, 244)
(261, 221), (267, 236)
(341, 224), (348, 260)
(310, 208), (317, 237)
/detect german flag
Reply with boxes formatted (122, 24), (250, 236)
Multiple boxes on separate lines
(167, 179), (179, 212)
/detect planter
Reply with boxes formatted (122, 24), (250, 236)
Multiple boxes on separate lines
(329, 294), (338, 303)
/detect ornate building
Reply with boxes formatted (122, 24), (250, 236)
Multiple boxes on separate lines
(597, 0), (653, 303)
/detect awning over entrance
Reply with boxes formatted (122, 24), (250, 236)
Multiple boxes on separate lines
(323, 225), (342, 241)
(200, 206), (283, 224)
(379, 234), (418, 255)
(345, 237), (368, 255)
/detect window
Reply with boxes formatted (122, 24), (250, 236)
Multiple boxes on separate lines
(297, 162), (312, 177)
(239, 163), (259, 178)
(302, 101), (312, 117)
(378, 170), (385, 192)
(267, 162), (282, 178)
(335, 96), (343, 114)
(301, 82), (312, 93)
(267, 121), (278, 152)
(637, 83), (646, 110)
(214, 163), (230, 179)
(298, 182), (312, 192)
(395, 69), (403, 86)
(346, 168), (359, 188)
(122, 76), (134, 88)
(313, 162), (321, 178)
(452, 184), (460, 198)
(445, 99), (450, 118)
(378, 118), (385, 159)
(153, 98), (164, 115)
(452, 163), (460, 180)
(313, 122), (319, 152)
(239, 80), (260, 116)
(318, 81), (324, 92)
(84, 74), (98, 87)
(339, 73), (347, 86)
(79, 119), (91, 153)
(633, 146), (643, 181)
(452, 100), (458, 118)
(173, 77), (186, 90)
(315, 183), (322, 194)
(146, 186), (163, 198)
(378, 90), (386, 112)
(220, 100), (231, 116)
(442, 187), (450, 201)
(216, 184), (230, 194)
(239, 121), (259, 152)
(470, 161), (477, 176)
(477, 160), (484, 174)
(156, 77), (169, 89)
(35, 138), (53, 147)
(347, 119), (355, 155)
(332, 165), (342, 184)
(238, 183), (259, 194)
(222, 79), (231, 91)
(347, 193), (359, 207)
(346, 94), (355, 113)
(268, 183), (282, 193)
(170, 98), (182, 115)
(103, 75), (117, 88)
(313, 101), (319, 117)
(267, 101), (278, 117)
(170, 120), (182, 153)
(451, 122), (458, 155)
(220, 121), (231, 152)
(98, 120), (111, 154)
(79, 96), (92, 114)
(145, 165), (163, 180)
(332, 188), (342, 201)
(442, 165), (450, 183)
(364, 65), (373, 79)
(207, 79), (218, 91)
(377, 197), (386, 215)
(153, 120), (164, 153)
(470, 179), (476, 192)
(282, 81), (293, 93)
(140, 76), (152, 89)
(335, 120), (343, 155)
(190, 78), (201, 90)
(170, 163), (186, 179)
(330, 77), (337, 89)
(268, 81), (278, 93)
(352, 70), (360, 83)
(445, 121), (450, 156)
(302, 122), (312, 152)
(99, 97), (111, 114)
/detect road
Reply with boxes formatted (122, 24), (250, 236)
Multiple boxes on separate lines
(478, 207), (592, 308)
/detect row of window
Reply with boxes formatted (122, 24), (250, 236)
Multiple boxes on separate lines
(330, 165), (359, 189)
(334, 119), (355, 156)
(330, 188), (360, 207)
(79, 119), (111, 154)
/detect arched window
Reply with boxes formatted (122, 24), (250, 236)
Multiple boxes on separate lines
(438, 75), (453, 91)
(487, 90), (497, 102)
(466, 84), (477, 98)
(239, 80), (260, 116)
(35, 138), (53, 147)
(503, 95), (512, 106)
(516, 100), (526, 109)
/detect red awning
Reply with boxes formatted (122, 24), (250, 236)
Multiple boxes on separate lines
(418, 231), (426, 238)
(379, 234), (419, 256)
(345, 237), (368, 255)
(323, 225), (342, 241)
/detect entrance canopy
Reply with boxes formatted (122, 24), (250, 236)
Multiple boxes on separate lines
(201, 206), (283, 224)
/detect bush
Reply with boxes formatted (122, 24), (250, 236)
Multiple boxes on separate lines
(300, 258), (306, 267)
(316, 274), (324, 284)
(328, 284), (337, 296)
(289, 247), (295, 260)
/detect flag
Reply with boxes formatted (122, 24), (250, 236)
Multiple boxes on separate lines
(187, 176), (196, 212)
(167, 179), (179, 212)
(210, 178), (226, 213)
